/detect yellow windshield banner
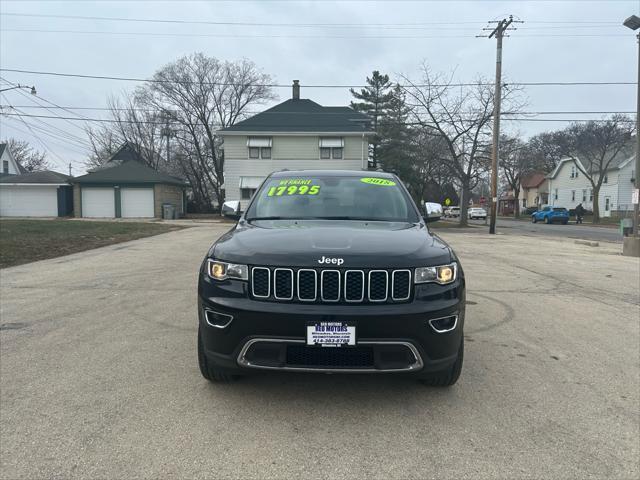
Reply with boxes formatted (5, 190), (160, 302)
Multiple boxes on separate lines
(360, 177), (396, 187)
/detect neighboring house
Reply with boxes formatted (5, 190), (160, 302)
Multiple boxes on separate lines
(72, 143), (188, 218)
(0, 143), (73, 217)
(217, 80), (374, 209)
(519, 172), (548, 212)
(0, 170), (73, 217)
(0, 143), (26, 176)
(546, 152), (636, 217)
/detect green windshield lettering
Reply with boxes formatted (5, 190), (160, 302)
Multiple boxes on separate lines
(360, 177), (396, 187)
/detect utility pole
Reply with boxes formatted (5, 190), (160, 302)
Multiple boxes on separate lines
(481, 15), (520, 234)
(622, 15), (640, 255)
(68, 162), (72, 177)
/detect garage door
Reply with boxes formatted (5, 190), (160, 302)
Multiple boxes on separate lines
(121, 188), (154, 218)
(82, 188), (115, 218)
(0, 185), (59, 217)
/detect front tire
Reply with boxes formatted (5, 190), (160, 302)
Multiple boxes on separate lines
(420, 339), (463, 387)
(532, 216), (537, 223)
(545, 216), (551, 224)
(198, 327), (237, 383)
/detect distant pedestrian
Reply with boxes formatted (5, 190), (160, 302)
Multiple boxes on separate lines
(575, 203), (585, 224)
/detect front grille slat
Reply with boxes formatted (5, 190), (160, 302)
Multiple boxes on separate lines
(321, 270), (341, 302)
(274, 268), (294, 300)
(251, 267), (412, 303)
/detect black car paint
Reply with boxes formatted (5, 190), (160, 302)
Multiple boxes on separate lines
(198, 170), (465, 376)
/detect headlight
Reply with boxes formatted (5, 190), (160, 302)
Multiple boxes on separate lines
(414, 263), (457, 285)
(207, 259), (248, 281)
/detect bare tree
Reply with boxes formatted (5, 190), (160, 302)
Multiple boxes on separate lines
(3, 138), (50, 172)
(146, 54), (276, 210)
(401, 65), (523, 225)
(499, 134), (537, 218)
(553, 115), (635, 223)
(85, 92), (165, 170)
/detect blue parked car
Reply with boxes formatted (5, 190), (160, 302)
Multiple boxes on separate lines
(531, 206), (569, 224)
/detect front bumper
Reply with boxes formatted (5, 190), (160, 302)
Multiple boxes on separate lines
(198, 275), (465, 375)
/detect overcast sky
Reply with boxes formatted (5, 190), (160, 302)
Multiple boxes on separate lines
(0, 0), (638, 174)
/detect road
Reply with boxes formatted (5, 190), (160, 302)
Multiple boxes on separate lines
(446, 217), (624, 243)
(1, 225), (639, 479)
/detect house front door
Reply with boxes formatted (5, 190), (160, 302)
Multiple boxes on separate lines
(604, 196), (611, 217)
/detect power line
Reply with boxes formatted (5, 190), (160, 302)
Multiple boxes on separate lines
(1, 112), (634, 125)
(1, 28), (628, 39)
(1, 68), (635, 87)
(1, 105), (635, 115)
(0, 12), (622, 28)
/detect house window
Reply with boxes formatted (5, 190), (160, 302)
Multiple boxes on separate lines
(589, 189), (593, 201)
(522, 199), (527, 208)
(582, 189), (587, 202)
(241, 188), (256, 200)
(247, 137), (272, 159)
(2, 160), (8, 174)
(554, 189), (558, 201)
(603, 175), (608, 184)
(319, 137), (344, 160)
(571, 190), (575, 202)
(319, 147), (343, 160)
(570, 166), (575, 178)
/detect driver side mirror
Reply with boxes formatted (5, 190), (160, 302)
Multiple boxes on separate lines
(423, 202), (443, 223)
(221, 201), (241, 220)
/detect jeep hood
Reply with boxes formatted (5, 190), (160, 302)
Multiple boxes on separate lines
(212, 220), (452, 268)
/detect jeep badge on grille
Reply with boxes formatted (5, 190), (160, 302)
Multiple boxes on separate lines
(318, 256), (344, 266)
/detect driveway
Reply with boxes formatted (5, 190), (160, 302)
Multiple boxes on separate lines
(1, 226), (639, 479)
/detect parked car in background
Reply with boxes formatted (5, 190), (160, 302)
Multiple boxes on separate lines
(531, 206), (569, 224)
(468, 207), (487, 220)
(444, 206), (460, 218)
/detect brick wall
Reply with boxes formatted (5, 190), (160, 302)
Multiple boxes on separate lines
(154, 184), (184, 218)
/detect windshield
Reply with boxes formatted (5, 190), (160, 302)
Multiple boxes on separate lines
(245, 175), (419, 223)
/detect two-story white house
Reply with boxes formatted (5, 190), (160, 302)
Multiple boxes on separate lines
(217, 81), (374, 209)
(546, 151), (636, 217)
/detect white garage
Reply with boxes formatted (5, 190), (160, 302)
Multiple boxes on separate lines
(120, 188), (154, 218)
(81, 188), (115, 218)
(0, 185), (59, 217)
(73, 143), (187, 219)
(0, 171), (73, 217)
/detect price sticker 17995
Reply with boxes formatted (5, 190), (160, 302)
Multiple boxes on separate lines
(267, 185), (320, 196)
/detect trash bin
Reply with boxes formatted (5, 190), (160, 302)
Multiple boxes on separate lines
(162, 204), (176, 220)
(621, 218), (633, 237)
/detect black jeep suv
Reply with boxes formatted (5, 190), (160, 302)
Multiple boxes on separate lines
(198, 170), (465, 386)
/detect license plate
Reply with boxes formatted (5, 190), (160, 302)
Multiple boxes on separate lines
(306, 322), (355, 347)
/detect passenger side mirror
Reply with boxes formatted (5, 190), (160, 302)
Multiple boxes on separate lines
(424, 202), (443, 223)
(221, 201), (241, 220)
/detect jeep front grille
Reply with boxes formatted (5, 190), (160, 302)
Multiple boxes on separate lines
(250, 267), (412, 304)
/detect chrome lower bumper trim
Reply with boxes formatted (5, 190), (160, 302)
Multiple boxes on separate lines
(236, 338), (424, 373)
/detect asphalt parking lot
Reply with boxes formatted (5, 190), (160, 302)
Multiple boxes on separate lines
(1, 224), (639, 479)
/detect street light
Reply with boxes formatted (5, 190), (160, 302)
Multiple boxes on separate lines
(623, 15), (639, 240)
(0, 84), (37, 95)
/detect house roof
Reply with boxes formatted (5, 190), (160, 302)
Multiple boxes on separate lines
(73, 159), (187, 186)
(105, 143), (148, 164)
(0, 143), (27, 174)
(521, 172), (547, 189)
(0, 170), (71, 184)
(217, 99), (374, 134)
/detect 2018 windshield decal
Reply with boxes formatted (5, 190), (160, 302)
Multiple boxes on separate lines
(267, 179), (320, 197)
(360, 177), (396, 187)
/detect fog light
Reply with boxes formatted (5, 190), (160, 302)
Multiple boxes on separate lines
(428, 315), (458, 333)
(204, 309), (233, 329)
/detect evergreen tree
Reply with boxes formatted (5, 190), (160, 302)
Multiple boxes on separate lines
(350, 71), (394, 169)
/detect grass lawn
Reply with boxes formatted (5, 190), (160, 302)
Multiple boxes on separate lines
(0, 219), (183, 269)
